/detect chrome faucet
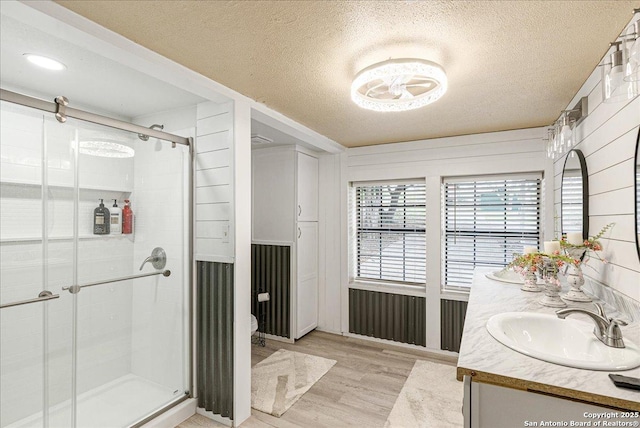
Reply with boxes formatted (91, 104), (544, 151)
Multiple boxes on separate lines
(556, 303), (628, 348)
(139, 247), (167, 271)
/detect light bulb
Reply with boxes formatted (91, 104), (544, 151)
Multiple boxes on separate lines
(604, 64), (632, 102)
(626, 39), (640, 81)
(546, 140), (553, 159)
(623, 20), (640, 82)
(560, 123), (573, 149)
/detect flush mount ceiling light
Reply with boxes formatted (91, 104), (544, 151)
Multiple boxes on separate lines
(351, 58), (448, 112)
(79, 141), (135, 158)
(23, 54), (67, 71)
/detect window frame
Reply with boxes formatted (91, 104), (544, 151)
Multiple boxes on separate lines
(350, 179), (427, 287)
(441, 173), (543, 292)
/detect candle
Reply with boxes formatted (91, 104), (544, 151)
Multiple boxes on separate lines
(523, 246), (537, 254)
(567, 232), (583, 246)
(544, 241), (561, 254)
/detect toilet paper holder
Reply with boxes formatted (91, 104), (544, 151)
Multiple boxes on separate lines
(252, 291), (270, 347)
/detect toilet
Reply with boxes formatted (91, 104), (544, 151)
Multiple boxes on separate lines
(251, 314), (258, 335)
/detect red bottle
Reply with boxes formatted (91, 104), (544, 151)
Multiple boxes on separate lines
(122, 199), (134, 234)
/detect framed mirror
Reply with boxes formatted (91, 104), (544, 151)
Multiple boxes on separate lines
(561, 149), (589, 240)
(635, 128), (640, 261)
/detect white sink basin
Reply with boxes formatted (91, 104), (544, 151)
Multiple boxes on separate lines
(486, 312), (640, 371)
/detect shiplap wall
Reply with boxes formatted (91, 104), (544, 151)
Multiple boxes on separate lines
(195, 102), (234, 262)
(553, 47), (640, 303)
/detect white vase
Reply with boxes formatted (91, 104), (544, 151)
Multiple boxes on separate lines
(540, 280), (567, 308)
(539, 258), (566, 308)
(521, 271), (541, 292)
(563, 263), (592, 302)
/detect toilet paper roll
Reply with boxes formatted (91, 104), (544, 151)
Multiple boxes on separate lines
(258, 292), (270, 302)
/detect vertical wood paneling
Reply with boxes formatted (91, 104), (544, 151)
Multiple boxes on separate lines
(251, 244), (291, 338)
(441, 299), (468, 353)
(348, 288), (426, 347)
(196, 261), (234, 420)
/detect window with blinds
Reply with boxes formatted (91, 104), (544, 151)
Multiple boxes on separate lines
(354, 182), (426, 285)
(442, 175), (541, 290)
(561, 170), (583, 233)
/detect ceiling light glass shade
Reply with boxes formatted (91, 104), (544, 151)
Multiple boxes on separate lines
(23, 54), (66, 71)
(603, 43), (638, 103)
(351, 59), (447, 112)
(79, 141), (135, 158)
(560, 123), (573, 150)
(623, 21), (640, 82)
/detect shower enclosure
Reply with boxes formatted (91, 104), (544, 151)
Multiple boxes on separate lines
(0, 91), (192, 427)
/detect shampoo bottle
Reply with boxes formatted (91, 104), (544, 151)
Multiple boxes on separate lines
(110, 199), (122, 234)
(122, 199), (134, 234)
(93, 199), (110, 235)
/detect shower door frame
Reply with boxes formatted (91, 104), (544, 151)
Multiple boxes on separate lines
(0, 88), (195, 427)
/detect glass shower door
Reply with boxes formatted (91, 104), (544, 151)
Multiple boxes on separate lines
(71, 118), (189, 427)
(0, 101), (74, 428)
(0, 100), (189, 428)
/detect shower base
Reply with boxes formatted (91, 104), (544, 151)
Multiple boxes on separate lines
(6, 374), (181, 428)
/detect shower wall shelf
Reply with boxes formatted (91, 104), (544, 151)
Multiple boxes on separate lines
(0, 234), (135, 244)
(0, 179), (133, 194)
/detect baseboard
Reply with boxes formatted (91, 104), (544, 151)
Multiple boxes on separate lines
(263, 332), (295, 343)
(140, 398), (196, 428)
(196, 408), (233, 427)
(341, 332), (459, 363)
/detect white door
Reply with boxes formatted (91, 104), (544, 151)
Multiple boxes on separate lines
(296, 153), (318, 222)
(295, 221), (318, 338)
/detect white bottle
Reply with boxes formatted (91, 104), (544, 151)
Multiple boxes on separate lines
(110, 199), (122, 234)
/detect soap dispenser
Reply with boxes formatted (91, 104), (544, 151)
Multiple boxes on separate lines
(93, 199), (110, 235)
(122, 199), (134, 235)
(110, 199), (122, 234)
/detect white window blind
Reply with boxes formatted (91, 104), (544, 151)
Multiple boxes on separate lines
(354, 182), (426, 284)
(443, 176), (541, 289)
(561, 170), (583, 233)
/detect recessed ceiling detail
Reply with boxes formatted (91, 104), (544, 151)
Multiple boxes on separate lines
(23, 53), (66, 71)
(351, 59), (447, 112)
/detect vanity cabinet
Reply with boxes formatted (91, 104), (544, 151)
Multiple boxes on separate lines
(458, 268), (640, 427)
(463, 378), (630, 428)
(252, 145), (319, 339)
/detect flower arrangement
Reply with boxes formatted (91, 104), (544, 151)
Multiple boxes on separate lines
(509, 251), (579, 286)
(560, 223), (614, 265)
(508, 252), (543, 275)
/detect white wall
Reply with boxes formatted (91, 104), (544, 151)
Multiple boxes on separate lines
(318, 127), (554, 349)
(553, 40), (640, 305)
(195, 102), (234, 263)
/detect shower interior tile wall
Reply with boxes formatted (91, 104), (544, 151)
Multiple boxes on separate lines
(129, 106), (195, 392)
(0, 102), (191, 424)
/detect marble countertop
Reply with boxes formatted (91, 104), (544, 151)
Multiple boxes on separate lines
(456, 267), (640, 411)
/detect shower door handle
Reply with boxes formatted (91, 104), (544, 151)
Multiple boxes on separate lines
(0, 290), (59, 309)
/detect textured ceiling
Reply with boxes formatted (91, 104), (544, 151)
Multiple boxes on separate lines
(55, 1), (637, 148)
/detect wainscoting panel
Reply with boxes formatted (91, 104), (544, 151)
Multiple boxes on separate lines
(440, 299), (468, 353)
(348, 288), (426, 347)
(251, 244), (291, 339)
(196, 261), (234, 419)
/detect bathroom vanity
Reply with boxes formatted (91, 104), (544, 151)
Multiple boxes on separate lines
(458, 268), (640, 427)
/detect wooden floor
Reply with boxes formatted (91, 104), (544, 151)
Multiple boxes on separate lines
(178, 331), (457, 428)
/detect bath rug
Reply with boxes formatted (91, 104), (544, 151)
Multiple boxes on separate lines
(251, 349), (336, 417)
(384, 360), (463, 428)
